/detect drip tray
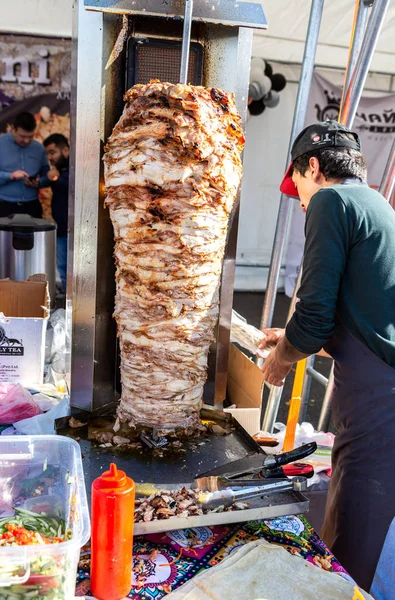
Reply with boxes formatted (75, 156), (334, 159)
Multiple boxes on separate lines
(56, 407), (309, 528)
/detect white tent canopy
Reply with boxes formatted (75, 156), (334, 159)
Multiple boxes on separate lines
(253, 0), (395, 73)
(0, 0), (72, 39)
(1, 0), (395, 73)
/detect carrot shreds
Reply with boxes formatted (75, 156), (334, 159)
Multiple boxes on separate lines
(159, 547), (183, 567)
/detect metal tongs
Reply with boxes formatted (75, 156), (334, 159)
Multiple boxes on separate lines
(135, 476), (307, 511)
(195, 476), (307, 511)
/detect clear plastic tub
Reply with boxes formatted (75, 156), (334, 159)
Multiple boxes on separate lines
(0, 436), (90, 599)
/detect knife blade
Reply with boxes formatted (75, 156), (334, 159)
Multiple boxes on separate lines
(196, 442), (317, 479)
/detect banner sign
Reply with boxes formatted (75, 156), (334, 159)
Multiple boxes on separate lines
(285, 72), (395, 296)
(310, 73), (395, 188)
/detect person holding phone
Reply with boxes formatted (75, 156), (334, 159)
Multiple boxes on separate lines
(39, 134), (70, 293)
(0, 112), (49, 218)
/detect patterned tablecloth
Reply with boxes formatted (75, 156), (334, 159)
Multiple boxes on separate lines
(75, 515), (354, 598)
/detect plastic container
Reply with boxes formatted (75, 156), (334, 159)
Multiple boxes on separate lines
(91, 463), (135, 600)
(0, 435), (90, 599)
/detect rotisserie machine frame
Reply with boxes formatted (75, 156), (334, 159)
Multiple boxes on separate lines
(67, 0), (267, 414)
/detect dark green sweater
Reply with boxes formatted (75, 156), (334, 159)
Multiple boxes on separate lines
(286, 183), (395, 368)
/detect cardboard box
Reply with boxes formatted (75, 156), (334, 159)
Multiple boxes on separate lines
(0, 278), (49, 384)
(225, 343), (265, 436)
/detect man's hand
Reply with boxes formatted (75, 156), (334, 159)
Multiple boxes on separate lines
(259, 328), (285, 352)
(47, 167), (60, 182)
(11, 170), (29, 181)
(259, 330), (310, 386)
(261, 346), (293, 386)
(24, 176), (39, 188)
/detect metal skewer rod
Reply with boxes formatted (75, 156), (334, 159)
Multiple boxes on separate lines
(180, 0), (193, 85)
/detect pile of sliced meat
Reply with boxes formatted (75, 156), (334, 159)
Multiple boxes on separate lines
(103, 80), (244, 430)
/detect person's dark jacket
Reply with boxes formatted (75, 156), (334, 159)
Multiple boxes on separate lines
(40, 158), (69, 237)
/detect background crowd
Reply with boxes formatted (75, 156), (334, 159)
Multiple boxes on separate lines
(0, 111), (69, 293)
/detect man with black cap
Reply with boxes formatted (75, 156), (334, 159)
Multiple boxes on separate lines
(259, 121), (395, 592)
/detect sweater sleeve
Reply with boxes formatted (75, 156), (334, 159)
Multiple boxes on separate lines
(0, 171), (11, 186)
(286, 188), (351, 354)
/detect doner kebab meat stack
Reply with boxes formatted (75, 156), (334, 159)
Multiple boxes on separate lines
(103, 81), (244, 431)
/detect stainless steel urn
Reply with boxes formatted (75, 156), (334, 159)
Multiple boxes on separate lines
(0, 214), (57, 306)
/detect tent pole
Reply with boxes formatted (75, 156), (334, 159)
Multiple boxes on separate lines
(379, 137), (395, 206)
(341, 0), (391, 128)
(262, 266), (303, 433)
(316, 0), (392, 430)
(258, 0), (324, 332)
(338, 0), (371, 123)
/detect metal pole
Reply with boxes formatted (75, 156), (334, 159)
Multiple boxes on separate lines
(286, 266), (303, 322)
(317, 363), (334, 431)
(300, 355), (315, 422)
(261, 265), (303, 431)
(341, 0), (391, 128)
(306, 367), (328, 387)
(262, 385), (283, 433)
(259, 0), (324, 330)
(338, 0), (370, 122)
(379, 137), (395, 205)
(180, 0), (193, 84)
(258, 263), (302, 369)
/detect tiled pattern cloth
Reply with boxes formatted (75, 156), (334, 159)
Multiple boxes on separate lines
(75, 515), (353, 599)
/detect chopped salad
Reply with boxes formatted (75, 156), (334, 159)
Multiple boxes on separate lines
(0, 508), (73, 600)
(0, 508), (69, 546)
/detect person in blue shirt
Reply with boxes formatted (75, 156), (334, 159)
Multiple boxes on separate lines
(0, 112), (48, 218)
(40, 134), (70, 293)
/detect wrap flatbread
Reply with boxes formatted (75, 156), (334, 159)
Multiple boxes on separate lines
(165, 539), (374, 600)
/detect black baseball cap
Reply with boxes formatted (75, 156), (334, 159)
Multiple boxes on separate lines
(280, 121), (361, 198)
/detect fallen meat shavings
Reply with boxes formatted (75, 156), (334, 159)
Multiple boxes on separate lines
(94, 431), (114, 444)
(69, 416), (87, 428)
(134, 488), (203, 522)
(113, 435), (131, 445)
(134, 487), (251, 522)
(232, 501), (250, 510)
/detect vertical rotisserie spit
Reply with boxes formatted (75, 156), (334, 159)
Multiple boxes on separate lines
(103, 81), (244, 430)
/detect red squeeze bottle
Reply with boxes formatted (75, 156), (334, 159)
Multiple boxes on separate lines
(90, 463), (135, 600)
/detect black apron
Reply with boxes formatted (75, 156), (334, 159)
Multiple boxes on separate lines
(321, 320), (395, 592)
